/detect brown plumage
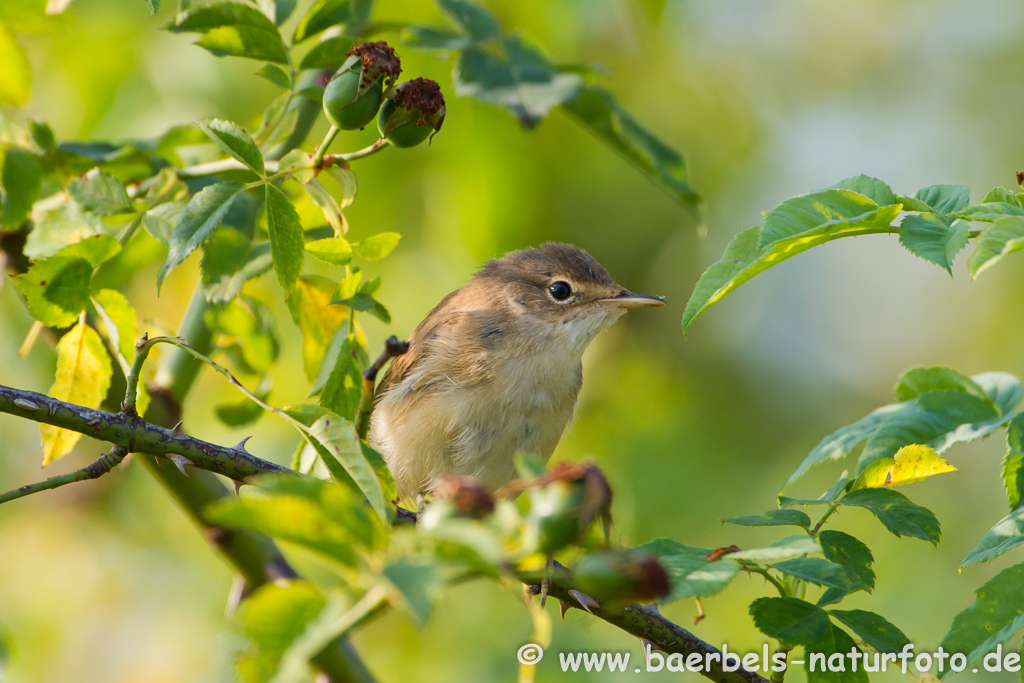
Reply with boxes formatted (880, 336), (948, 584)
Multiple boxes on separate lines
(369, 243), (663, 501)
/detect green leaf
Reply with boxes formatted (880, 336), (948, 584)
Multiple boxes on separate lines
(728, 535), (821, 562)
(215, 394), (268, 427)
(758, 189), (898, 248)
(302, 177), (346, 236)
(256, 0), (297, 25)
(196, 25), (289, 63)
(1003, 413), (1024, 510)
(91, 288), (137, 362)
(633, 538), (711, 559)
(894, 366), (989, 403)
(382, 561), (442, 625)
(207, 473), (383, 566)
(564, 85), (697, 206)
(827, 610), (910, 654)
(0, 24), (30, 106)
(771, 558), (849, 590)
(438, 0), (500, 42)
(298, 35), (353, 70)
(455, 38), (583, 128)
(954, 202), (1024, 222)
(402, 26), (469, 50)
(968, 216), (1024, 279)
(898, 213), (969, 273)
(961, 506), (1024, 567)
(306, 237), (352, 265)
(353, 232), (401, 260)
(234, 581), (325, 683)
(39, 323), (112, 465)
(200, 229), (272, 304)
(264, 183), (304, 294)
(749, 597), (831, 646)
(206, 300), (280, 374)
(1, 146), (41, 227)
(15, 256), (92, 327)
(683, 194), (902, 332)
(913, 184), (970, 214)
(141, 201), (184, 244)
(939, 563), (1024, 679)
(198, 118), (265, 176)
(831, 175), (896, 207)
(805, 624), (868, 683)
(722, 509), (811, 529)
(67, 169), (133, 215)
(837, 488), (940, 543)
(981, 186), (1024, 206)
(23, 200), (107, 261)
(292, 0), (351, 42)
(158, 181), (246, 290)
(171, 1), (279, 32)
(256, 63), (291, 89)
(319, 331), (363, 418)
(817, 530), (874, 606)
(657, 556), (740, 602)
(286, 275), (351, 382)
(307, 414), (387, 522)
(780, 472), (850, 507)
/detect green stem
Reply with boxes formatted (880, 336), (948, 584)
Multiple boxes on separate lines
(0, 445), (127, 505)
(337, 137), (389, 162)
(119, 213), (145, 245)
(810, 503), (840, 536)
(312, 125), (341, 168)
(769, 645), (792, 683)
(743, 565), (790, 597)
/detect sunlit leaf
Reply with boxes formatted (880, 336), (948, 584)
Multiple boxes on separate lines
(264, 183), (304, 293)
(758, 189), (898, 247)
(196, 25), (289, 63)
(894, 366), (989, 403)
(0, 146), (40, 227)
(750, 597), (831, 646)
(307, 413), (388, 522)
(353, 232), (400, 260)
(23, 200), (106, 261)
(67, 168), (133, 215)
(16, 255), (92, 327)
(92, 289), (137, 362)
(198, 118), (265, 176)
(853, 444), (957, 490)
(939, 564), (1024, 679)
(206, 300), (280, 374)
(305, 237), (352, 265)
(953, 202), (1024, 222)
(302, 177), (346, 235)
(286, 275), (350, 382)
(319, 332), (362, 417)
(141, 201), (185, 244)
(837, 488), (940, 543)
(898, 213), (969, 273)
(158, 181), (246, 290)
(40, 323), (112, 465)
(831, 175), (896, 206)
(968, 215), (1024, 279)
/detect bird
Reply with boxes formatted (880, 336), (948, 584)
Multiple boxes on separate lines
(369, 242), (665, 502)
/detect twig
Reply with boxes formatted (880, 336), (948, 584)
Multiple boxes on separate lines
(0, 384), (290, 482)
(355, 335), (409, 440)
(530, 576), (769, 683)
(0, 445), (128, 504)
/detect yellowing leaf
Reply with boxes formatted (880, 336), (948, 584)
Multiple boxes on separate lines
(40, 323), (112, 465)
(287, 276), (351, 382)
(853, 444), (957, 490)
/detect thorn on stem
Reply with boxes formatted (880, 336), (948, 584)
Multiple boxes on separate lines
(168, 453), (193, 477)
(170, 420), (184, 437)
(234, 436), (253, 453)
(568, 589), (598, 614)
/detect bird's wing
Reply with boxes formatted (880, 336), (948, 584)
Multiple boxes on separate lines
(375, 290), (461, 397)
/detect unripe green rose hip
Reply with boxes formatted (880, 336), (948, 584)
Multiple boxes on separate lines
(322, 41), (401, 131)
(377, 78), (446, 148)
(574, 550), (671, 602)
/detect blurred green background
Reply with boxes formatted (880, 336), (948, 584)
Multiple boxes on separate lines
(3, 0), (1024, 680)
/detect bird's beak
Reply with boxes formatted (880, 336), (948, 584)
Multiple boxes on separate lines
(598, 291), (666, 309)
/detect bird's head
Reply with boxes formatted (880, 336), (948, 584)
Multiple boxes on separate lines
(471, 242), (664, 354)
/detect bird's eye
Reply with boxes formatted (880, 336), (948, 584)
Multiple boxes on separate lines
(548, 280), (572, 301)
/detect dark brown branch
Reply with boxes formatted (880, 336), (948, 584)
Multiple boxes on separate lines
(355, 335), (409, 439)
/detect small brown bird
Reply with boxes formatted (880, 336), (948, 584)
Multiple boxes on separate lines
(369, 243), (664, 501)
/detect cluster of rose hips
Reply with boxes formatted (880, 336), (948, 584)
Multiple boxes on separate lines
(322, 41), (446, 148)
